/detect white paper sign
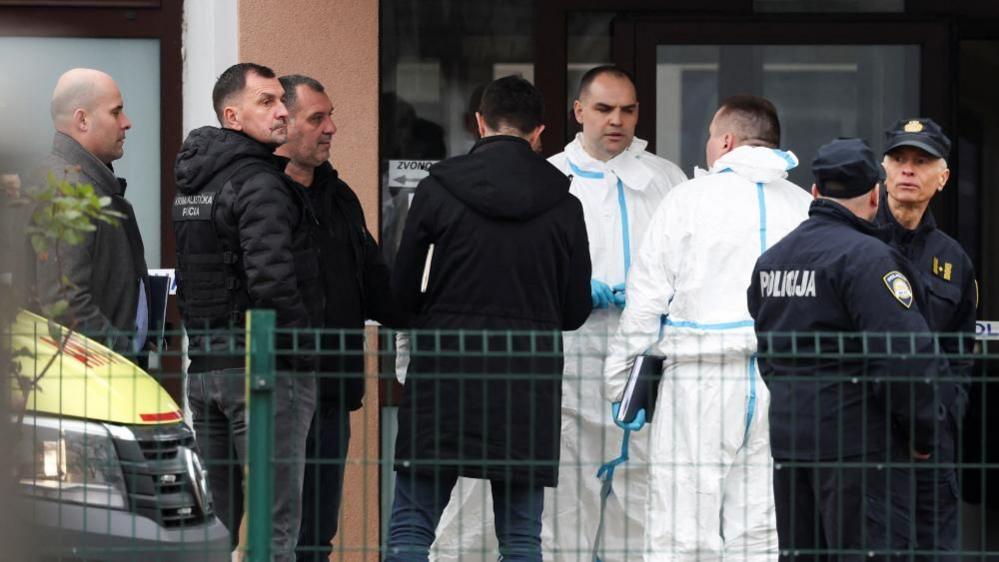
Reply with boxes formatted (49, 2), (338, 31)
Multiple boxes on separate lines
(148, 268), (177, 295)
(387, 160), (437, 188)
(976, 321), (999, 340)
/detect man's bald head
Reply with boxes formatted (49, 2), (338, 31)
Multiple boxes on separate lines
(50, 68), (131, 164)
(51, 69), (111, 125)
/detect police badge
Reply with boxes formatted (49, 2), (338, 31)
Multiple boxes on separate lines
(882, 271), (913, 309)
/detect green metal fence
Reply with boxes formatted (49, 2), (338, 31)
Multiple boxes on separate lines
(247, 310), (276, 562)
(5, 309), (999, 560)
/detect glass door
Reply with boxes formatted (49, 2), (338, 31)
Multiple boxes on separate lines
(654, 44), (919, 188)
(0, 37), (162, 267)
(625, 19), (948, 198)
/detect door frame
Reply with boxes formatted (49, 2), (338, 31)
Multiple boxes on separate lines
(0, 2), (183, 270)
(0, 1), (183, 395)
(620, 17), (949, 156)
(611, 15), (956, 232)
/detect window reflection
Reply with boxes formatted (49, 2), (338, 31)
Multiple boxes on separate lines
(656, 44), (919, 187)
(755, 0), (904, 13)
(566, 12), (615, 143)
(0, 37), (161, 268)
(380, 0), (536, 262)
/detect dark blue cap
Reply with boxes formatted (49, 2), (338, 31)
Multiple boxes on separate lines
(884, 118), (951, 159)
(811, 138), (882, 199)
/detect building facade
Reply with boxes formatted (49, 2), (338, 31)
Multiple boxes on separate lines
(2, 0), (998, 558)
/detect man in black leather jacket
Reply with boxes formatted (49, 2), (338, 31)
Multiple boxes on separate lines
(172, 62), (321, 561)
(275, 74), (402, 561)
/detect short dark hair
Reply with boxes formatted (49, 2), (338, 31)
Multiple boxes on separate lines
(212, 62), (277, 124)
(716, 94), (781, 148)
(278, 74), (325, 113)
(577, 65), (636, 100)
(478, 75), (544, 135)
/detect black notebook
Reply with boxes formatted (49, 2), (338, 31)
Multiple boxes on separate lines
(615, 354), (665, 424)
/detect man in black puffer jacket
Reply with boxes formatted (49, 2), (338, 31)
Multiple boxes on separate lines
(385, 75), (592, 562)
(172, 62), (321, 562)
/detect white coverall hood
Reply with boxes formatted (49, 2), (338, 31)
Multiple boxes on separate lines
(710, 144), (798, 183)
(693, 145), (799, 183)
(426, 135), (687, 561)
(604, 144), (810, 561)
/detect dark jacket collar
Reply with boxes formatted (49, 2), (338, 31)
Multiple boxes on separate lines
(809, 198), (890, 242)
(426, 133), (568, 221)
(469, 134), (532, 154)
(311, 160), (338, 188)
(224, 128), (288, 168)
(175, 126), (284, 195)
(875, 184), (937, 237)
(51, 131), (123, 196)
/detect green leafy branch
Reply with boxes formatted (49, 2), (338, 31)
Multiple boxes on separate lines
(22, 169), (124, 320)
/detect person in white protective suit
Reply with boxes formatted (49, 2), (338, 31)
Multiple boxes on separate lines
(603, 94), (811, 562)
(545, 66), (686, 561)
(425, 66), (686, 562)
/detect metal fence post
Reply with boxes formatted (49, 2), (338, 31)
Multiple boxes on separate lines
(246, 309), (275, 562)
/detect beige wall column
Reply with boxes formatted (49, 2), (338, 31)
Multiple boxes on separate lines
(239, 1), (381, 560)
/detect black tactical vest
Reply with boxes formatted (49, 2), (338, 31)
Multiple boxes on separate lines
(172, 161), (269, 335)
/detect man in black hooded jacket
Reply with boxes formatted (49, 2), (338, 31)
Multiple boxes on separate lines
(385, 75), (592, 561)
(172, 62), (321, 562)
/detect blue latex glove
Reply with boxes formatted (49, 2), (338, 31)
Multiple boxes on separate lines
(611, 282), (626, 309)
(591, 279), (614, 309)
(612, 402), (646, 431)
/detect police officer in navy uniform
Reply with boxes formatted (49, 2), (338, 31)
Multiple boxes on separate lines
(877, 119), (977, 559)
(748, 138), (946, 560)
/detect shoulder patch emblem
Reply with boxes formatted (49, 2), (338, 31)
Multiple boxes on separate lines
(883, 271), (913, 309)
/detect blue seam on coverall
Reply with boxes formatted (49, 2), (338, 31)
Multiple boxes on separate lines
(771, 149), (797, 170)
(661, 317), (755, 330)
(741, 181), (768, 448)
(617, 178), (631, 275)
(757, 182), (768, 253)
(593, 170), (634, 562)
(743, 354), (759, 448)
(567, 159), (604, 179)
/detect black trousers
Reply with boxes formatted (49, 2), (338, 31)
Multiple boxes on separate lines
(891, 405), (962, 561)
(774, 455), (909, 561)
(297, 405), (351, 562)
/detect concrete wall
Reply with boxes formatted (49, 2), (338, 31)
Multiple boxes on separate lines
(239, 1), (381, 559)
(240, 0), (380, 231)
(182, 0), (238, 137)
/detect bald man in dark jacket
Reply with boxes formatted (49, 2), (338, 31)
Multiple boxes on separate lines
(35, 68), (150, 356)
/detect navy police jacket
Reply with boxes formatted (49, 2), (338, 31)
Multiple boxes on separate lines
(875, 188), (977, 411)
(748, 199), (945, 459)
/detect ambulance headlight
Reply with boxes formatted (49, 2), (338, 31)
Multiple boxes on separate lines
(16, 414), (128, 509)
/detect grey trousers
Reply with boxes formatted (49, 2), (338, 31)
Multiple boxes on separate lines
(189, 367), (316, 562)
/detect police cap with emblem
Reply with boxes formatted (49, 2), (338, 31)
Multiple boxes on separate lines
(811, 138), (883, 199)
(883, 117), (951, 159)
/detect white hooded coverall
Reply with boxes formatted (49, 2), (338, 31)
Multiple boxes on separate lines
(426, 135), (686, 561)
(604, 146), (811, 562)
